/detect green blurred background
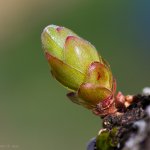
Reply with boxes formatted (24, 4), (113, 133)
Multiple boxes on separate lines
(0, 0), (149, 149)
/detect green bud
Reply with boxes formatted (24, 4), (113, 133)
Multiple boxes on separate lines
(96, 128), (118, 150)
(41, 25), (115, 114)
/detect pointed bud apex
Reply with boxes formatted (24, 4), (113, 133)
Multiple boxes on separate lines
(41, 24), (77, 60)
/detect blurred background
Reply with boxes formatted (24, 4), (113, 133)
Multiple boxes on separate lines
(0, 0), (150, 149)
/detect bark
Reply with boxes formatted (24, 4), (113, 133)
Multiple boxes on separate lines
(87, 91), (150, 150)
